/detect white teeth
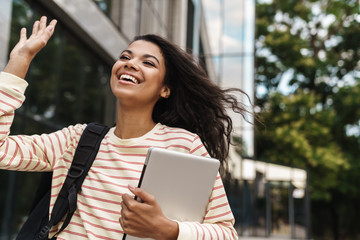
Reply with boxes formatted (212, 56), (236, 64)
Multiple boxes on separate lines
(120, 74), (138, 84)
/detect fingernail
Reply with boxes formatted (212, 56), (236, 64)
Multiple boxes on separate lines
(48, 26), (54, 32)
(128, 184), (136, 190)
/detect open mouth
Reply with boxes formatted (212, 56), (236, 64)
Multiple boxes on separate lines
(119, 74), (139, 84)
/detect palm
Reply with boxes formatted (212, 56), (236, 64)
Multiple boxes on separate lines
(10, 16), (57, 61)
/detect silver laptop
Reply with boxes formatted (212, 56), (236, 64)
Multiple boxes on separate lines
(123, 147), (220, 240)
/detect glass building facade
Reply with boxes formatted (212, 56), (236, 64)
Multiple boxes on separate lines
(201, 0), (311, 239)
(0, 0), (310, 239)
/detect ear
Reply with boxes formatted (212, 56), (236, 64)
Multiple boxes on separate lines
(160, 86), (171, 98)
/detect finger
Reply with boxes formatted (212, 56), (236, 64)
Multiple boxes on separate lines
(121, 193), (135, 209)
(39, 16), (47, 32)
(120, 202), (128, 219)
(32, 21), (40, 35)
(119, 215), (125, 229)
(128, 185), (155, 204)
(46, 19), (57, 34)
(19, 28), (27, 42)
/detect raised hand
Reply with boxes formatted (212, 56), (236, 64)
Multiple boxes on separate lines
(119, 185), (179, 240)
(4, 16), (57, 79)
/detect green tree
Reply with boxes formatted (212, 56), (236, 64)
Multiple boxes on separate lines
(255, 0), (360, 239)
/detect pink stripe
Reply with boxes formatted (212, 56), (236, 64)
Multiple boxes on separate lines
(145, 136), (194, 143)
(0, 90), (23, 103)
(220, 224), (226, 239)
(91, 165), (142, 173)
(210, 224), (220, 239)
(209, 193), (226, 203)
(64, 149), (73, 155)
(52, 173), (67, 180)
(219, 221), (237, 239)
(203, 224), (213, 240)
(60, 130), (69, 149)
(14, 142), (24, 168)
(0, 140), (9, 162)
(195, 222), (206, 240)
(212, 185), (223, 191)
(39, 137), (49, 171)
(98, 149), (146, 158)
(24, 147), (33, 169)
(208, 202), (229, 212)
(154, 130), (195, 137)
(47, 135), (56, 166)
(103, 141), (151, 149)
(53, 165), (68, 171)
(86, 177), (128, 189)
(81, 184), (124, 197)
(5, 144), (18, 167)
(41, 137), (48, 161)
(190, 143), (204, 153)
(54, 132), (64, 155)
(77, 209), (119, 224)
(95, 157), (144, 165)
(39, 162), (49, 171)
(0, 122), (11, 125)
(165, 145), (191, 151)
(12, 88), (22, 94)
(79, 192), (122, 206)
(61, 229), (88, 238)
(51, 182), (62, 190)
(70, 217), (124, 233)
(89, 169), (140, 181)
(63, 228), (117, 240)
(77, 199), (121, 215)
(203, 210), (232, 220)
(0, 99), (17, 110)
(30, 140), (41, 170)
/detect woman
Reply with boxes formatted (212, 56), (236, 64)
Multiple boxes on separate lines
(1, 16), (249, 239)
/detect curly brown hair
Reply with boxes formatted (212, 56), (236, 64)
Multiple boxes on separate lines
(133, 34), (253, 174)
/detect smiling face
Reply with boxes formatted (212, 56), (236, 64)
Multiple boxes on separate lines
(110, 40), (170, 111)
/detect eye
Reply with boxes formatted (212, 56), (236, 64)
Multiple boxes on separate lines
(144, 61), (155, 67)
(119, 54), (130, 60)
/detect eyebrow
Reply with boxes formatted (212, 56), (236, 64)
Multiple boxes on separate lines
(121, 50), (160, 65)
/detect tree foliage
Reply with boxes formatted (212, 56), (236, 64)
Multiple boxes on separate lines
(255, 0), (360, 239)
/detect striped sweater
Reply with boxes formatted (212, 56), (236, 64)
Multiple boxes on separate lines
(0, 71), (238, 239)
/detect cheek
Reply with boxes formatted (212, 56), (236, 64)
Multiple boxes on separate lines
(111, 61), (121, 74)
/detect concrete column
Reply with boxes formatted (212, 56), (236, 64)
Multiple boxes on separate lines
(0, 0), (13, 70)
(171, 0), (188, 48)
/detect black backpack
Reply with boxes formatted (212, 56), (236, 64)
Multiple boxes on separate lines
(16, 123), (110, 240)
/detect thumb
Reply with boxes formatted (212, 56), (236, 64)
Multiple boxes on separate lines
(128, 185), (155, 204)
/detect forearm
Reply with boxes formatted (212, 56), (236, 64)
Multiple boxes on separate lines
(4, 55), (31, 79)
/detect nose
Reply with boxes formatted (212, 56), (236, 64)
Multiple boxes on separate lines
(124, 59), (139, 71)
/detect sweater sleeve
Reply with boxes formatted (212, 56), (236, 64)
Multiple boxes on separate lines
(0, 72), (84, 172)
(176, 135), (238, 240)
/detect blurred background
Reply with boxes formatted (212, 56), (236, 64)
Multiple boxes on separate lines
(0, 0), (359, 239)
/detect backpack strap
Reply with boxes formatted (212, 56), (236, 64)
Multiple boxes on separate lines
(37, 123), (110, 239)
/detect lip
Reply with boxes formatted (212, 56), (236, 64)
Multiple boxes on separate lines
(116, 72), (142, 84)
